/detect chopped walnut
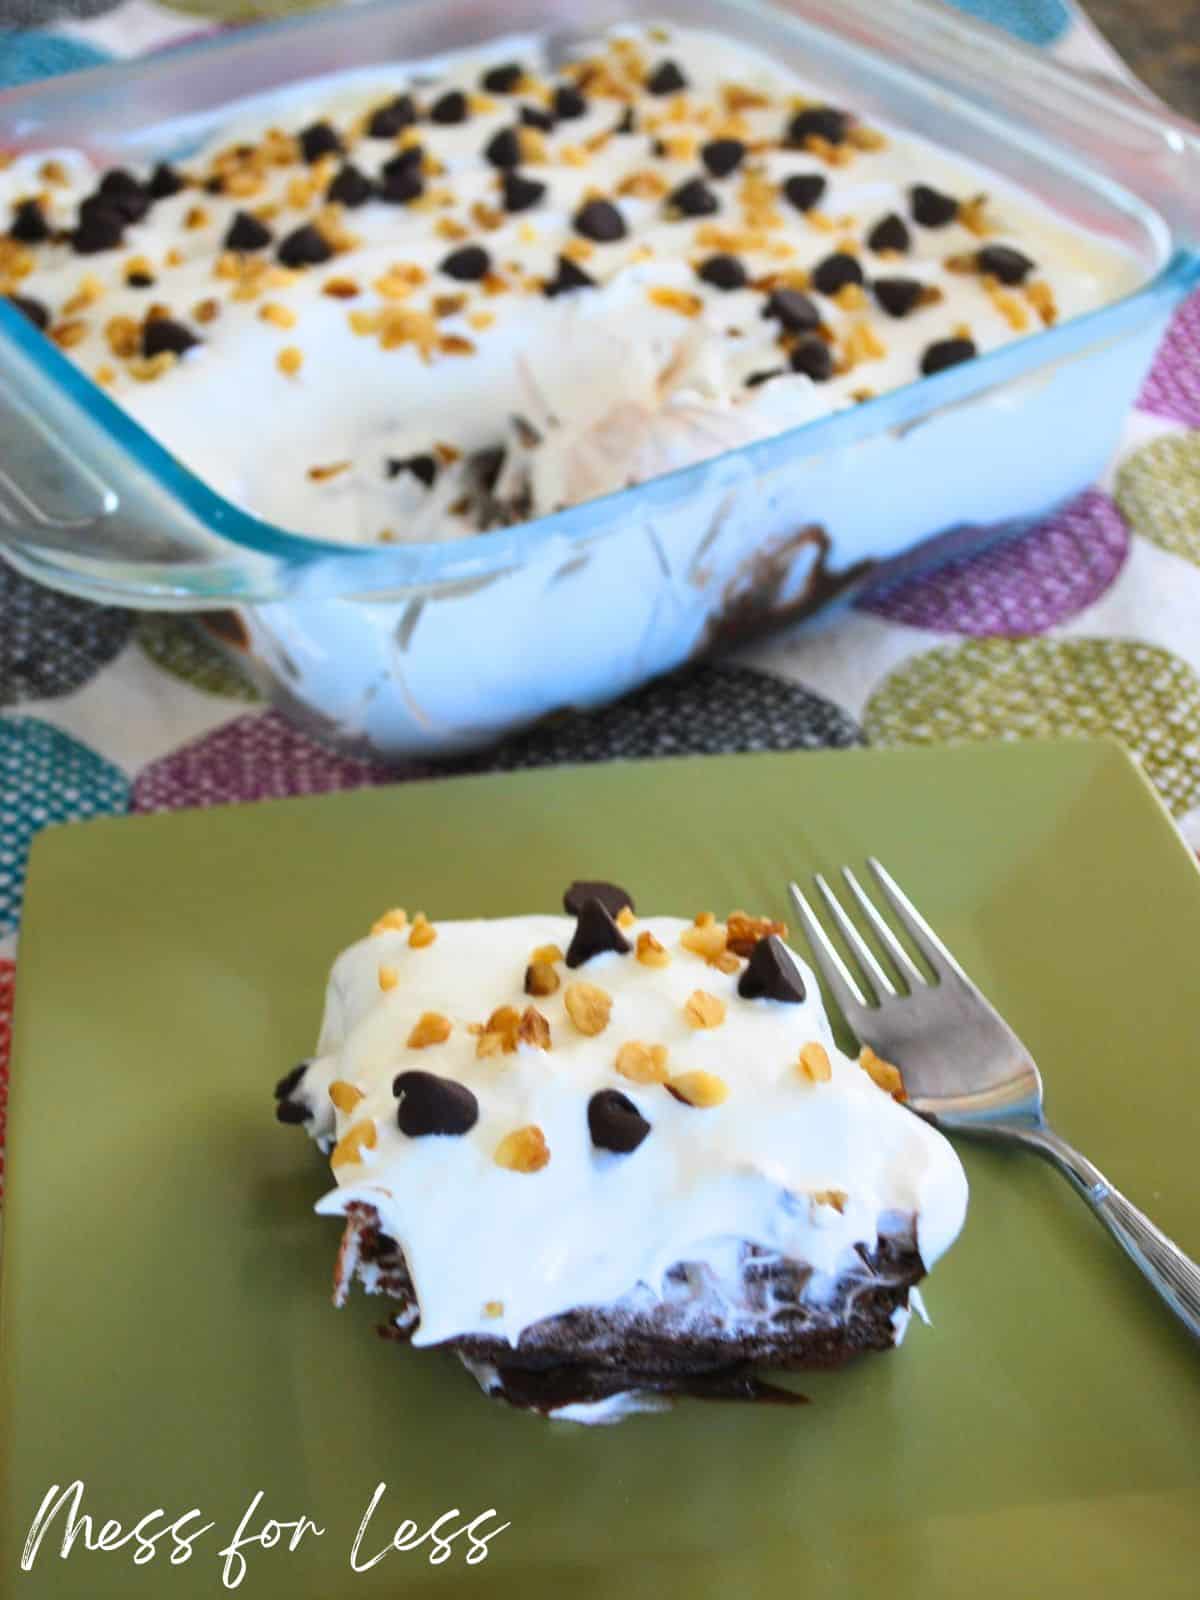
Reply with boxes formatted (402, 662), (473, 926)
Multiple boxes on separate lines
(371, 907), (408, 935)
(277, 346), (303, 376)
(259, 301), (297, 328)
(958, 195), (994, 237)
(128, 352), (177, 383)
(860, 1045), (906, 1101)
(409, 914), (437, 948)
(524, 961), (560, 997)
(683, 990), (726, 1030)
(725, 911), (787, 957)
(615, 1040), (669, 1085)
(322, 276), (360, 299)
(617, 170), (669, 200)
(407, 1011), (453, 1049)
(494, 1124), (551, 1173)
(564, 980), (612, 1037)
(105, 315), (141, 358)
(482, 1299), (504, 1319)
(193, 297), (221, 324)
(616, 907), (636, 930)
(1025, 280), (1058, 325)
(378, 965), (399, 992)
(62, 274), (105, 314)
(331, 1118), (377, 1171)
(306, 460), (352, 483)
(811, 1188), (848, 1213)
(680, 921), (728, 963)
(532, 943), (563, 964)
(476, 1005), (520, 1058)
(50, 319), (89, 350)
(798, 1042), (832, 1084)
(636, 930), (670, 968)
(184, 205), (210, 230)
(328, 1079), (364, 1114)
(517, 1006), (552, 1050)
(667, 1069), (729, 1108)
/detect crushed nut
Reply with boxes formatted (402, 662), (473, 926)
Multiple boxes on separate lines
(50, 319), (89, 350)
(532, 943), (563, 964)
(371, 908), (408, 935)
(259, 301), (297, 328)
(958, 195), (993, 237)
(322, 275), (360, 299)
(564, 980), (612, 1036)
(860, 1045), (906, 1100)
(328, 1080), (364, 1114)
(517, 1005), (552, 1050)
(277, 346), (303, 376)
(683, 990), (726, 1029)
(306, 459), (352, 482)
(378, 965), (399, 992)
(798, 1041), (832, 1084)
(636, 930), (670, 968)
(648, 285), (704, 317)
(330, 1118), (377, 1170)
(616, 906), (636, 930)
(93, 363), (116, 387)
(128, 352), (177, 382)
(407, 1011), (453, 1049)
(408, 914), (436, 948)
(667, 1069), (729, 1108)
(62, 274), (105, 313)
(193, 297), (221, 324)
(618, 170), (669, 200)
(184, 205), (210, 230)
(476, 1005), (520, 1058)
(680, 921), (728, 963)
(1025, 279), (1057, 325)
(494, 1124), (551, 1173)
(615, 1040), (669, 1085)
(725, 911), (788, 957)
(811, 1188), (848, 1212)
(482, 1299), (504, 1318)
(524, 961), (560, 997)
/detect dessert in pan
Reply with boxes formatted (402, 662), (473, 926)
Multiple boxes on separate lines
(275, 882), (968, 1422)
(0, 22), (1135, 545)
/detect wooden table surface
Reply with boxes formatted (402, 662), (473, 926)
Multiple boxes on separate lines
(1085, 0), (1200, 118)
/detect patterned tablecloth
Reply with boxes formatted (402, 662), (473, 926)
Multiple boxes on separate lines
(1, 0), (1199, 1197)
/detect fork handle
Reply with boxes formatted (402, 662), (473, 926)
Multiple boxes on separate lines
(993, 1122), (1200, 1341)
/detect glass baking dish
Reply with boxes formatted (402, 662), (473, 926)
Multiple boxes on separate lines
(1, 0), (1198, 760)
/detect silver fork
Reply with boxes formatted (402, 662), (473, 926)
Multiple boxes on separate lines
(789, 860), (1200, 1340)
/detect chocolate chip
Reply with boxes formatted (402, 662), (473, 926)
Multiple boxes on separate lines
(71, 203), (124, 255)
(393, 1070), (479, 1137)
(812, 252), (864, 296)
(519, 103), (555, 132)
(367, 94), (417, 138)
(276, 1099), (310, 1125)
(615, 106), (637, 135)
(205, 175), (225, 195)
(224, 209), (273, 252)
(745, 367), (784, 388)
(867, 212), (910, 253)
(573, 198), (626, 242)
(98, 168), (150, 221)
(588, 1089), (650, 1155)
(782, 173), (827, 213)
(299, 120), (344, 164)
(790, 338), (833, 381)
(10, 198), (49, 243)
(700, 138), (745, 178)
(977, 244), (1035, 284)
(502, 170), (546, 212)
(762, 287), (819, 333)
(697, 253), (746, 291)
(647, 60), (687, 95)
(274, 1063), (308, 1099)
(327, 162), (374, 208)
(440, 243), (490, 280)
(873, 276), (924, 318)
(563, 880), (635, 917)
(142, 318), (200, 359)
(482, 61), (522, 93)
(566, 898), (631, 967)
(737, 935), (806, 1002)
(6, 293), (49, 330)
(277, 222), (333, 267)
(379, 165), (424, 205)
(126, 271), (155, 288)
(911, 183), (958, 227)
(553, 83), (588, 120)
(543, 255), (596, 296)
(430, 88), (469, 125)
(147, 161), (185, 200)
(667, 176), (718, 218)
(386, 453), (438, 487)
(921, 336), (977, 375)
(786, 106), (849, 147)
(384, 145), (423, 177)
(484, 126), (522, 169)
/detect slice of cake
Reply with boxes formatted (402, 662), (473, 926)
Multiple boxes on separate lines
(275, 882), (968, 1422)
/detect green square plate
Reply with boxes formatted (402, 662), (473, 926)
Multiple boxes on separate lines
(2, 739), (1198, 1599)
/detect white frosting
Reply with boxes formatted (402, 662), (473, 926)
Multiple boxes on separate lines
(2, 23), (1138, 543)
(295, 912), (968, 1349)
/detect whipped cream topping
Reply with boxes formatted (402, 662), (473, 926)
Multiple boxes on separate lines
(287, 910), (968, 1350)
(1, 22), (1138, 544)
